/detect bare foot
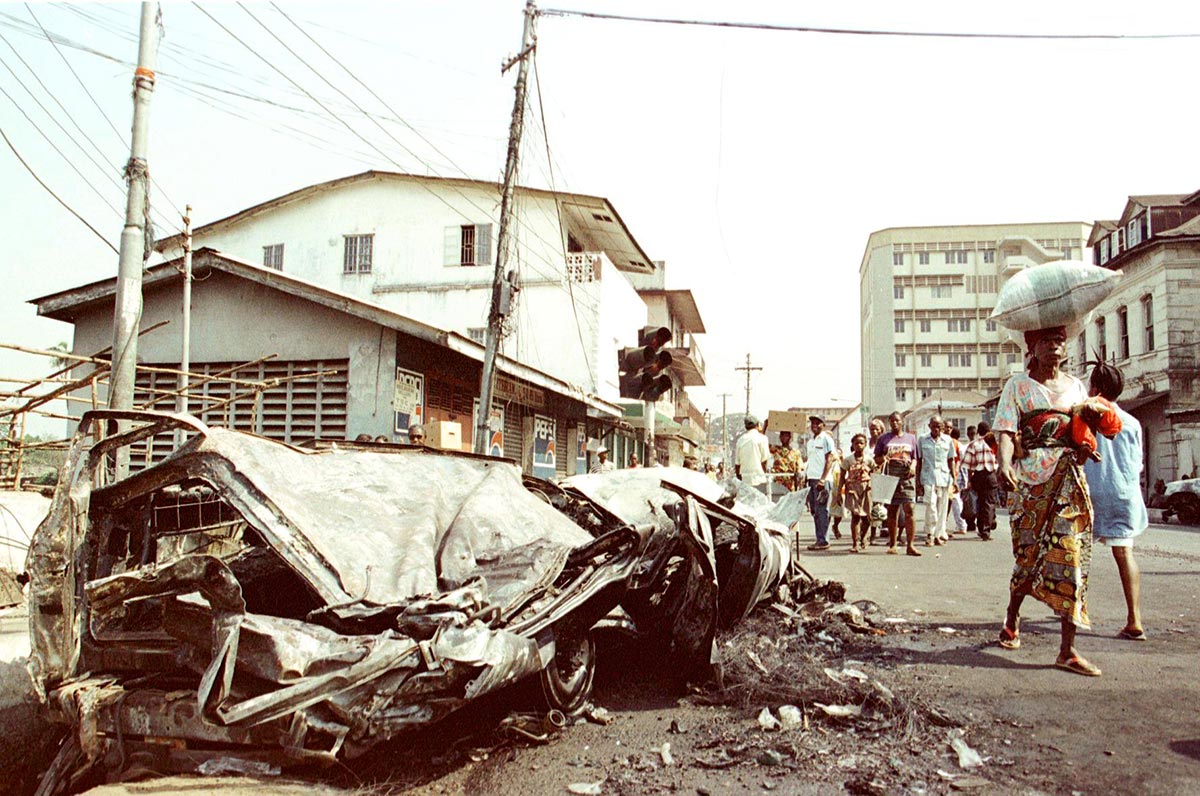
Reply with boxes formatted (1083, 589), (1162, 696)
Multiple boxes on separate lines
(906, 547), (922, 557)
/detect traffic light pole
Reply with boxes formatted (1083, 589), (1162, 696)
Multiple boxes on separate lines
(475, 0), (536, 455)
(645, 398), (655, 465)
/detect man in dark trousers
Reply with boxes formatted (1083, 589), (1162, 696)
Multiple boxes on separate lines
(960, 420), (999, 540)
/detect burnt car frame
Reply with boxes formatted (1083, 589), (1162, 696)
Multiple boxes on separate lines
(27, 410), (789, 789)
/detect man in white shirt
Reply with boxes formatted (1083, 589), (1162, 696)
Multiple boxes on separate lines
(917, 415), (958, 546)
(735, 416), (770, 492)
(589, 445), (615, 473)
(804, 415), (837, 550)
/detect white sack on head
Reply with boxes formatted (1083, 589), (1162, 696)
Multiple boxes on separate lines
(990, 260), (1121, 331)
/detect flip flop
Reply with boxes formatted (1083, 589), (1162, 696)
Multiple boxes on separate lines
(1117, 628), (1147, 641)
(998, 626), (1020, 650)
(1055, 656), (1102, 677)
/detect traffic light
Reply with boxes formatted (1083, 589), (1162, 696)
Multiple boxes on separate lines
(618, 327), (673, 401)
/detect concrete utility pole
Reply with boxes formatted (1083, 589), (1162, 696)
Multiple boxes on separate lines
(109, 1), (159, 477)
(475, 0), (536, 455)
(719, 391), (731, 464)
(735, 354), (762, 418)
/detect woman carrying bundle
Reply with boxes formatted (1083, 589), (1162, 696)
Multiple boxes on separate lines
(994, 325), (1107, 677)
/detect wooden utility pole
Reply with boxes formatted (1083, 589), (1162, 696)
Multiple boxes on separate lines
(719, 391), (731, 464)
(475, 0), (537, 455)
(110, 1), (159, 477)
(735, 354), (762, 418)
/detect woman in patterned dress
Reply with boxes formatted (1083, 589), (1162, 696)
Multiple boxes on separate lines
(995, 325), (1102, 677)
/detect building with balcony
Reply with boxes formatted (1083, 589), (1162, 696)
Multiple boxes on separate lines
(859, 222), (1092, 423)
(154, 171), (706, 460)
(1076, 192), (1200, 490)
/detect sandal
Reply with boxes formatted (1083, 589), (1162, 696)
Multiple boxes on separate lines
(1117, 628), (1147, 641)
(998, 625), (1020, 650)
(1055, 655), (1101, 677)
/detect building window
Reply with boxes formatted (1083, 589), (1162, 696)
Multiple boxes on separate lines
(1142, 294), (1155, 351)
(343, 234), (373, 274)
(985, 319), (997, 332)
(1127, 218), (1141, 248)
(1118, 306), (1129, 360)
(893, 252), (903, 266)
(263, 243), (284, 270)
(919, 319), (932, 333)
(468, 327), (486, 344)
(944, 251), (967, 265)
(919, 353), (932, 367)
(1006, 353), (1018, 365)
(985, 352), (998, 367)
(1077, 331), (1086, 365)
(931, 285), (953, 298)
(895, 353), (907, 367)
(894, 284), (905, 299)
(1096, 317), (1107, 362)
(1110, 232), (1120, 258)
(894, 319), (906, 333)
(445, 223), (493, 267)
(1099, 238), (1110, 264)
(895, 386), (907, 402)
(921, 388), (933, 400)
(948, 352), (972, 367)
(983, 250), (995, 264)
(948, 318), (972, 333)
(918, 252), (930, 265)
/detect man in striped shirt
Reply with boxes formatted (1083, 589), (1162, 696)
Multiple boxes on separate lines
(961, 420), (999, 540)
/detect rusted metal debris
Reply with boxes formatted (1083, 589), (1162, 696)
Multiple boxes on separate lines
(26, 410), (791, 792)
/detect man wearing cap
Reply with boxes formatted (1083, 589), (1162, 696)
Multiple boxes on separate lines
(804, 415), (837, 551)
(589, 445), (615, 473)
(735, 415), (771, 492)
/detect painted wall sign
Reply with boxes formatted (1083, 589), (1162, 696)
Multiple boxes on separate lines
(394, 368), (425, 439)
(473, 399), (505, 457)
(532, 415), (556, 479)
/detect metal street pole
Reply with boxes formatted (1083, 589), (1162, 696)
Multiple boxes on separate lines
(475, 0), (536, 455)
(109, 1), (159, 477)
(175, 205), (192, 448)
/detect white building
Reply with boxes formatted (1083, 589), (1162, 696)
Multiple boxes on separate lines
(859, 222), (1092, 422)
(1076, 192), (1200, 490)
(155, 171), (707, 463)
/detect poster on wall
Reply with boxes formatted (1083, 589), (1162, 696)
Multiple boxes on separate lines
(472, 399), (505, 457)
(533, 415), (556, 479)
(393, 368), (424, 440)
(576, 423), (587, 475)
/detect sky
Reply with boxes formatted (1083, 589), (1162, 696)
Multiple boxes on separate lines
(2, 1), (1199, 436)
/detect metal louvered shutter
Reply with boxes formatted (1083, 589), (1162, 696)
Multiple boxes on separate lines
(503, 403), (523, 464)
(555, 418), (567, 479)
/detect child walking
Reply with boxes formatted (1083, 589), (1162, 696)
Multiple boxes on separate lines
(841, 433), (875, 552)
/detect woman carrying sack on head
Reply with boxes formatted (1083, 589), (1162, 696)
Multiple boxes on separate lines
(994, 325), (1106, 677)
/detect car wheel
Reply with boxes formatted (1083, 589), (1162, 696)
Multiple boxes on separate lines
(1170, 494), (1200, 526)
(540, 631), (596, 716)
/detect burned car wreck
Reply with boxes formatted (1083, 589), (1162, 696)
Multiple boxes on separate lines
(26, 410), (791, 788)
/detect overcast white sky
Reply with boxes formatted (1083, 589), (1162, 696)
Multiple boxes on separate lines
(2, 1), (1198, 435)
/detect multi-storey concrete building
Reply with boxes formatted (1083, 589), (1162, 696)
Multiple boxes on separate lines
(1076, 192), (1200, 490)
(859, 222), (1092, 422)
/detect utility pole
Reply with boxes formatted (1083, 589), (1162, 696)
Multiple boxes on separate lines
(735, 354), (762, 418)
(475, 0), (536, 455)
(175, 205), (192, 447)
(719, 391), (731, 465)
(109, 1), (159, 478)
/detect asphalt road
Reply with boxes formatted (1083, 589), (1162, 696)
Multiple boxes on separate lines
(797, 510), (1200, 795)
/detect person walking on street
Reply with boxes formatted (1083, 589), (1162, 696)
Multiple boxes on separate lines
(841, 433), (875, 552)
(1084, 362), (1148, 641)
(996, 325), (1101, 677)
(735, 416), (771, 493)
(867, 418), (889, 545)
(947, 426), (970, 535)
(804, 415), (837, 550)
(875, 411), (921, 556)
(770, 430), (804, 492)
(917, 415), (957, 546)
(962, 420), (999, 540)
(962, 425), (979, 533)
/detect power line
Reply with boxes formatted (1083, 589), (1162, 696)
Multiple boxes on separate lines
(0, 77), (124, 218)
(0, 124), (118, 254)
(538, 8), (1200, 40)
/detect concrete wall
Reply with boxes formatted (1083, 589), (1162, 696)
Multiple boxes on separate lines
(69, 271), (395, 437)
